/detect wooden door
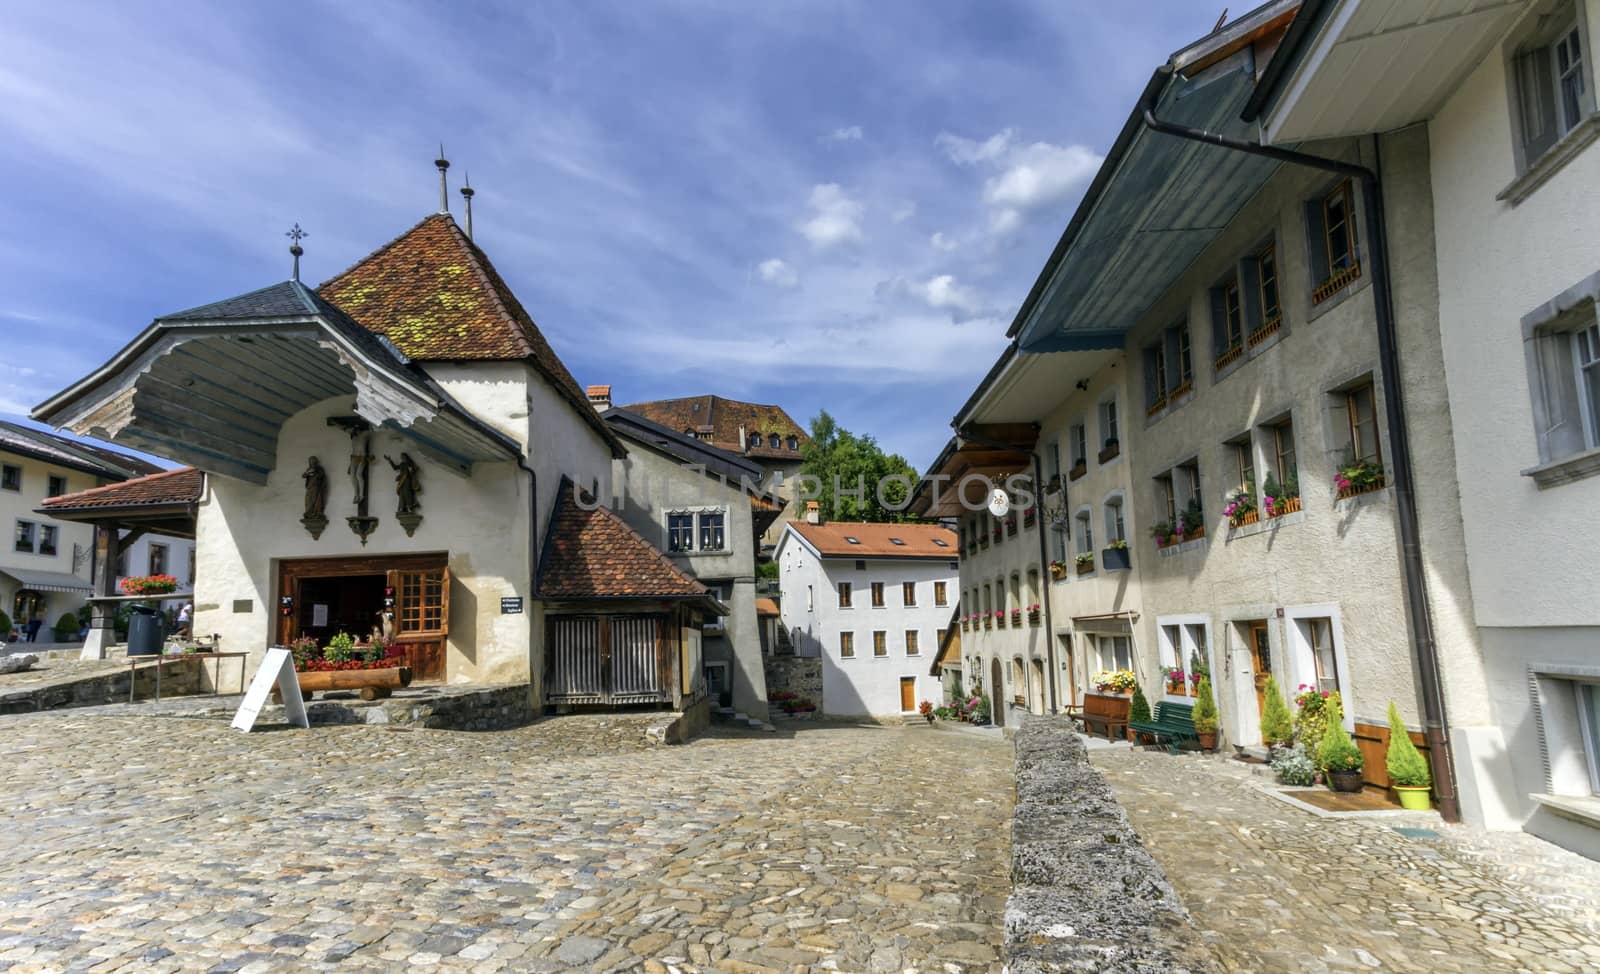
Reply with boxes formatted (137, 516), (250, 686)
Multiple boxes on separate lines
(1249, 622), (1271, 716)
(276, 554), (449, 683)
(899, 677), (916, 713)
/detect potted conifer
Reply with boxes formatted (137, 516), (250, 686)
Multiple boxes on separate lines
(1259, 675), (1293, 753)
(1192, 676), (1219, 751)
(1385, 701), (1432, 810)
(1318, 698), (1365, 792)
(1127, 681), (1152, 744)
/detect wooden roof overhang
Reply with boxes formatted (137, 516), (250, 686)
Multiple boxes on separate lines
(33, 291), (521, 485)
(38, 500), (197, 539)
(909, 424), (1038, 518)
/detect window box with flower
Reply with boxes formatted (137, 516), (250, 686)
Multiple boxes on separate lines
(1026, 602), (1041, 626)
(1163, 666), (1190, 696)
(1023, 506), (1037, 529)
(982, 612), (993, 630)
(1093, 669), (1137, 695)
(1074, 551), (1095, 574)
(1261, 471), (1301, 518)
(1049, 559), (1069, 580)
(1010, 607), (1023, 626)
(1333, 458), (1385, 500)
(1223, 487), (1258, 528)
(284, 632), (412, 701)
(1101, 539), (1130, 571)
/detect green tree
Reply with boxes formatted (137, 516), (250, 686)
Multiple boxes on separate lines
(1129, 681), (1152, 724)
(1192, 676), (1219, 734)
(1385, 701), (1431, 787)
(799, 411), (920, 522)
(1260, 675), (1293, 745)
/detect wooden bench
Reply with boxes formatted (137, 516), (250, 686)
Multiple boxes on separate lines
(1129, 701), (1197, 752)
(1065, 692), (1131, 741)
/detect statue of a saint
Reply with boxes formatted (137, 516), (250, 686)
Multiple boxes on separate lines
(386, 452), (422, 515)
(302, 457), (328, 517)
(348, 435), (374, 508)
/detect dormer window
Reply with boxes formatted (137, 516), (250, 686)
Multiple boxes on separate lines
(749, 433), (761, 449)
(889, 537), (905, 546)
(845, 536), (860, 545)
(932, 538), (948, 547)
(787, 435), (799, 451)
(769, 433), (780, 449)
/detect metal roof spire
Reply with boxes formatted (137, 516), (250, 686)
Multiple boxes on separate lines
(285, 223), (308, 282)
(435, 144), (451, 213)
(460, 172), (475, 239)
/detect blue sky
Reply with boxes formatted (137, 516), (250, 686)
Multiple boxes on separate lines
(1, 1), (1216, 469)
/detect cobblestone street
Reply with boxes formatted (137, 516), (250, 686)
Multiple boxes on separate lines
(0, 715), (1011, 973)
(1093, 747), (1600, 973)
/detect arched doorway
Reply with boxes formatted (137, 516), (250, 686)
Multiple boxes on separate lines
(1030, 658), (1046, 715)
(990, 657), (1004, 727)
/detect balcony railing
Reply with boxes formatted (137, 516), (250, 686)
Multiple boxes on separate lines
(1312, 262), (1362, 305)
(1214, 343), (1244, 370)
(1247, 314), (1282, 347)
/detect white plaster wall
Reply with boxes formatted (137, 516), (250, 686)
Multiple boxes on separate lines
(1428, 8), (1600, 628)
(777, 530), (956, 717)
(1425, 8), (1600, 833)
(192, 396), (532, 685)
(0, 450), (97, 634)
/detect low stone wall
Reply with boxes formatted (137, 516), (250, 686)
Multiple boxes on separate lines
(251, 683), (539, 730)
(645, 696), (711, 745)
(0, 658), (208, 715)
(1005, 716), (1219, 973)
(763, 654), (822, 701)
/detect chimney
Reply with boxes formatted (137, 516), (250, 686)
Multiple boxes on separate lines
(737, 424), (746, 450)
(805, 500), (821, 525)
(586, 384), (612, 412)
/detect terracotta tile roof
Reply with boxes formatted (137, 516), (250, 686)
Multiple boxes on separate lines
(786, 520), (958, 559)
(755, 597), (780, 617)
(318, 213), (624, 457)
(618, 395), (809, 460)
(40, 467), (202, 511)
(538, 481), (709, 600)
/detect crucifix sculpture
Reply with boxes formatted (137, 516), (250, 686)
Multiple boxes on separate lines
(346, 431), (378, 545)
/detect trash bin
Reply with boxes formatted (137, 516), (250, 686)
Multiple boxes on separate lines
(126, 604), (166, 656)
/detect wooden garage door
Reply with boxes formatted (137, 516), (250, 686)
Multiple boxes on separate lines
(547, 614), (671, 706)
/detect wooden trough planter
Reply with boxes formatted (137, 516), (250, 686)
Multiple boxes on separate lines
(276, 666), (413, 702)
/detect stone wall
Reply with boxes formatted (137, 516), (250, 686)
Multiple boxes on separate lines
(256, 683), (539, 730)
(763, 655), (821, 702)
(1006, 716), (1219, 973)
(0, 658), (208, 715)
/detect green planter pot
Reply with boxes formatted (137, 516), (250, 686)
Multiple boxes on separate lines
(1393, 785), (1432, 810)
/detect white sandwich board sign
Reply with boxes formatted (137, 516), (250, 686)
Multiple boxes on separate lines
(231, 646), (309, 731)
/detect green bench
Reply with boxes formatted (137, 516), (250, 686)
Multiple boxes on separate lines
(1128, 701), (1197, 752)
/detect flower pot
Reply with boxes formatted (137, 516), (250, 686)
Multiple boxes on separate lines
(1196, 731), (1217, 751)
(1393, 785), (1432, 810)
(1328, 769), (1364, 793)
(1101, 547), (1131, 571)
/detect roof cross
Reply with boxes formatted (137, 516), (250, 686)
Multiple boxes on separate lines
(285, 223), (308, 282)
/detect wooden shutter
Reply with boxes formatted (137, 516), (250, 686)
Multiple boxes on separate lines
(1208, 286), (1229, 356)
(1304, 198), (1329, 283)
(1143, 345), (1160, 406)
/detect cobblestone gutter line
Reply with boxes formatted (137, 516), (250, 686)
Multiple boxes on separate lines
(1005, 716), (1221, 973)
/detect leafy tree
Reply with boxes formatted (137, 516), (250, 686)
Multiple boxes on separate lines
(1385, 701), (1431, 787)
(799, 411), (920, 522)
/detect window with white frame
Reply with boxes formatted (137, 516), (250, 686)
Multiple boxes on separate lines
(1157, 619), (1209, 698)
(698, 511), (725, 551)
(1069, 422), (1087, 471)
(1092, 634), (1132, 673)
(1103, 495), (1125, 545)
(1099, 397), (1120, 453)
(1073, 508), (1093, 555)
(1300, 616), (1341, 694)
(1510, 1), (1595, 171)
(667, 513), (694, 552)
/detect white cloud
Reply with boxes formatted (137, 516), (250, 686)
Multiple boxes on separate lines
(937, 128), (1103, 236)
(936, 128), (1015, 165)
(825, 125), (864, 143)
(757, 258), (798, 288)
(890, 202), (917, 224)
(796, 183), (864, 249)
(880, 273), (984, 319)
(930, 231), (958, 252)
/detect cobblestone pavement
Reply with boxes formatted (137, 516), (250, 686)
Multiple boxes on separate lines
(1093, 747), (1600, 973)
(0, 656), (122, 692)
(0, 714), (1010, 973)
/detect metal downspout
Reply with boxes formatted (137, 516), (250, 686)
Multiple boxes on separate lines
(1140, 74), (1461, 822)
(953, 422), (1060, 714)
